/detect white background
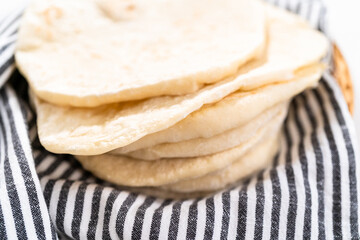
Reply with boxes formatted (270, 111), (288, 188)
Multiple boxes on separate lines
(1, 0), (360, 144)
(327, 0), (360, 145)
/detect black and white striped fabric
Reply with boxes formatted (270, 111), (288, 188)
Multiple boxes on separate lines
(1, 0), (359, 239)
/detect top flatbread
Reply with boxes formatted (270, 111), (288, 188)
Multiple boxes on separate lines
(16, 0), (266, 107)
(32, 10), (327, 155)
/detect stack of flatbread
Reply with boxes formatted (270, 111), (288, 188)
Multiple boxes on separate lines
(15, 0), (328, 197)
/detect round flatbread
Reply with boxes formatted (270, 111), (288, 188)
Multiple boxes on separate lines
(16, 0), (266, 107)
(32, 11), (327, 155)
(33, 65), (322, 156)
(115, 102), (287, 160)
(76, 117), (281, 187)
(162, 134), (279, 193)
(113, 66), (322, 154)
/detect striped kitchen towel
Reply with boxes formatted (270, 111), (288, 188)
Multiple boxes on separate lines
(0, 0), (359, 239)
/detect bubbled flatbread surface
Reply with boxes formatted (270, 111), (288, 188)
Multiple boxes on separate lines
(115, 102), (287, 160)
(16, 0), (266, 107)
(33, 12), (327, 155)
(76, 118), (281, 187)
(162, 134), (279, 193)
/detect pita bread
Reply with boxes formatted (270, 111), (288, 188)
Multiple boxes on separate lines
(16, 0), (266, 107)
(115, 102), (287, 160)
(76, 117), (281, 187)
(33, 15), (327, 155)
(162, 134), (279, 193)
(125, 130), (279, 199)
(112, 65), (322, 154)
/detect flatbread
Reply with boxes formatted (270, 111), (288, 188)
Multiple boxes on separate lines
(76, 117), (281, 187)
(16, 0), (266, 107)
(162, 134), (279, 193)
(126, 131), (278, 199)
(113, 66), (322, 154)
(33, 15), (327, 155)
(115, 102), (287, 160)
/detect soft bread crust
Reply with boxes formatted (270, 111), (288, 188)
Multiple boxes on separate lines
(33, 64), (323, 155)
(76, 117), (282, 187)
(114, 103), (287, 160)
(16, 0), (266, 107)
(162, 134), (279, 193)
(32, 14), (327, 155)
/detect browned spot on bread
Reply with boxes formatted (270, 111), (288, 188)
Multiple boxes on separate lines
(41, 6), (63, 25)
(126, 4), (135, 11)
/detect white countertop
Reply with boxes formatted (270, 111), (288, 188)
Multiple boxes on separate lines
(1, 0), (360, 145)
